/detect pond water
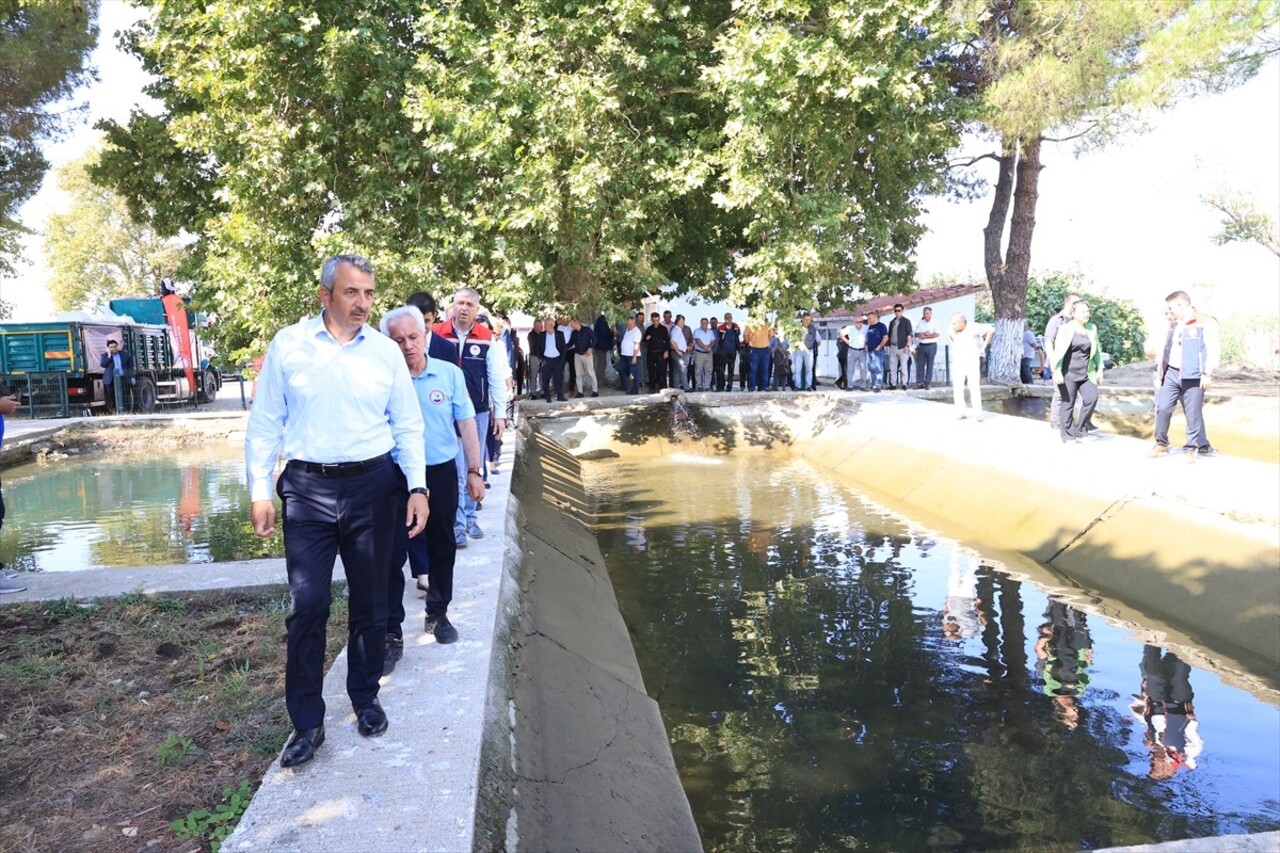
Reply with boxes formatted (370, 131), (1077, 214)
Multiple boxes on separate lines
(0, 445), (281, 572)
(586, 454), (1280, 852)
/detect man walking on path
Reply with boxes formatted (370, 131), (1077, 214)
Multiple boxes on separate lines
(432, 288), (509, 544)
(381, 305), (484, 653)
(1152, 290), (1219, 460)
(246, 254), (429, 768)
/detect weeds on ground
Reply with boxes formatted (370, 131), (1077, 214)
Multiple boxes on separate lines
(0, 586), (350, 852)
(171, 779), (254, 852)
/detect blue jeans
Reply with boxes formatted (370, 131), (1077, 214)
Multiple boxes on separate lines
(617, 355), (639, 393)
(868, 350), (885, 389)
(748, 347), (771, 391)
(454, 410), (488, 535)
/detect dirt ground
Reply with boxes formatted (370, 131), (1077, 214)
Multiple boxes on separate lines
(0, 588), (349, 853)
(1102, 360), (1279, 396)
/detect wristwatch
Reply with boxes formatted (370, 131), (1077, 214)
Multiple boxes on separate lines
(467, 468), (482, 476)
(409, 487), (429, 497)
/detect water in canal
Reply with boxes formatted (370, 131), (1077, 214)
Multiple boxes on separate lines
(586, 453), (1280, 852)
(0, 445), (280, 572)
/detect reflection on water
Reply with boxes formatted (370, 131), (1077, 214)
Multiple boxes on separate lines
(586, 455), (1280, 852)
(0, 445), (281, 572)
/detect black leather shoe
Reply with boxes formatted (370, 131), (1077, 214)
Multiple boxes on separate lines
(280, 725), (325, 768)
(382, 635), (403, 676)
(355, 699), (388, 737)
(425, 612), (459, 644)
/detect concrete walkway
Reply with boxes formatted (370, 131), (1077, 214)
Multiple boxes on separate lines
(222, 445), (516, 852)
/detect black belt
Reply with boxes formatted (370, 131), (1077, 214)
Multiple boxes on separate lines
(849, 347), (866, 351)
(288, 453), (390, 477)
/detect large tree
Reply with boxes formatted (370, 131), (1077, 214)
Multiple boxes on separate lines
(944, 0), (1279, 382)
(0, 0), (98, 280)
(94, 0), (963, 357)
(43, 148), (188, 311)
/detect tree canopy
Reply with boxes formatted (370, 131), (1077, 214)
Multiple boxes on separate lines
(944, 0), (1279, 382)
(0, 0), (98, 280)
(93, 0), (963, 357)
(43, 148), (189, 312)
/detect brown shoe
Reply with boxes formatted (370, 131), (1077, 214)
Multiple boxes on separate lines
(1148, 444), (1169, 458)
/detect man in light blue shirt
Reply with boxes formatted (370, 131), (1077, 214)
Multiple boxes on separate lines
(245, 254), (428, 768)
(381, 306), (484, 656)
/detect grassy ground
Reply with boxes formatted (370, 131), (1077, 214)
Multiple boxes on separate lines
(0, 587), (349, 853)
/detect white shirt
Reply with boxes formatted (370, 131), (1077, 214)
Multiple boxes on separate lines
(949, 322), (992, 358)
(840, 324), (868, 349)
(245, 313), (426, 502)
(914, 317), (938, 343)
(692, 327), (716, 352)
(619, 326), (643, 358)
(670, 326), (688, 354)
(543, 330), (560, 359)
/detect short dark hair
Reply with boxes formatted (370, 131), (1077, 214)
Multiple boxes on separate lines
(320, 254), (374, 291)
(406, 291), (437, 315)
(893, 303), (904, 310)
(107, 339), (119, 346)
(650, 312), (660, 319)
(1165, 290), (1191, 303)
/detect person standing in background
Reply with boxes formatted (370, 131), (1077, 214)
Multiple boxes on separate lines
(0, 392), (24, 593)
(913, 307), (940, 389)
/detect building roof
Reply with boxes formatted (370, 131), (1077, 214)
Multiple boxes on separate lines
(815, 283), (985, 321)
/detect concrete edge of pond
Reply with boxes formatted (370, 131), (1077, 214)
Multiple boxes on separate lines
(1096, 830), (1280, 852)
(497, 424), (703, 852)
(0, 558), (289, 604)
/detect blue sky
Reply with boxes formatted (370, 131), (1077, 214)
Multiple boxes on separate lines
(5, 1), (1278, 324)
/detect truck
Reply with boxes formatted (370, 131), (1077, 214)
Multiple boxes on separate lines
(0, 295), (221, 416)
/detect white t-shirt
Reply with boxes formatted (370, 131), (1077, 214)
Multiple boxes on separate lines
(950, 322), (991, 358)
(619, 326), (643, 358)
(840, 324), (868, 349)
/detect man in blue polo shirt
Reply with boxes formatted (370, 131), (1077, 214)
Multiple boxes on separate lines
(864, 310), (889, 392)
(381, 306), (484, 653)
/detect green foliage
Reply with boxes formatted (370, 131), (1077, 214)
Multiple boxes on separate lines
(0, 0), (98, 278)
(93, 0), (965, 357)
(170, 779), (254, 851)
(1202, 187), (1280, 258)
(941, 0), (1278, 381)
(44, 148), (190, 311)
(155, 731), (200, 766)
(1023, 271), (1146, 366)
(41, 597), (95, 624)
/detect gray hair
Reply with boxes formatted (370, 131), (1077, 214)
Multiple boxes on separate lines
(320, 254), (375, 291)
(380, 304), (425, 336)
(452, 286), (481, 304)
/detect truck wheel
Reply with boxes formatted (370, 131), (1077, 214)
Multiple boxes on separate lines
(198, 369), (218, 403)
(136, 377), (157, 413)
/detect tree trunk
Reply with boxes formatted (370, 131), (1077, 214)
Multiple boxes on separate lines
(984, 134), (1043, 384)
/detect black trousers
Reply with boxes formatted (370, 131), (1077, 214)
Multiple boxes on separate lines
(388, 459), (460, 636)
(915, 343), (936, 387)
(713, 351), (736, 391)
(540, 355), (565, 399)
(647, 354), (666, 392)
(278, 455), (404, 729)
(1058, 377), (1098, 441)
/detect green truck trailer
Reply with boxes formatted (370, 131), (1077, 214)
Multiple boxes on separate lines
(0, 297), (221, 416)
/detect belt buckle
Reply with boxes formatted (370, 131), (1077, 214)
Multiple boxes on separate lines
(319, 462), (340, 476)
